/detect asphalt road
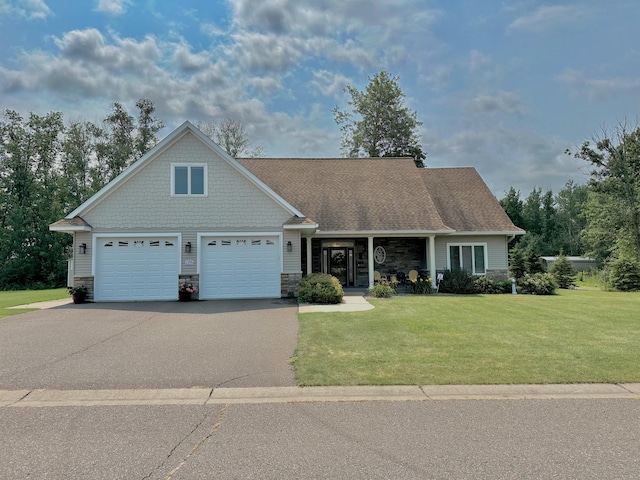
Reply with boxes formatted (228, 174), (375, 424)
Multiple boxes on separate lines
(2, 399), (639, 479)
(0, 299), (299, 389)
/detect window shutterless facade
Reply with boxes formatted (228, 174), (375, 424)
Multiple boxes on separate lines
(171, 164), (207, 196)
(447, 243), (487, 275)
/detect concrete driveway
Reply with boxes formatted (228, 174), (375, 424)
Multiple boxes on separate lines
(0, 299), (298, 390)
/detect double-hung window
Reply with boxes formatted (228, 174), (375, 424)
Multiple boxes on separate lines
(172, 164), (206, 196)
(448, 243), (487, 275)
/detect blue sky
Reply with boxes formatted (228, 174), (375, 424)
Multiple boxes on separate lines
(1, 0), (639, 197)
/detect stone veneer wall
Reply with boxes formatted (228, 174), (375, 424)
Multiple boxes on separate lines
(281, 272), (302, 298)
(73, 276), (94, 301)
(485, 269), (509, 281)
(179, 274), (200, 300)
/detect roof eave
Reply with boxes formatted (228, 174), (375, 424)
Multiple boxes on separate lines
(310, 229), (456, 237)
(49, 225), (92, 232)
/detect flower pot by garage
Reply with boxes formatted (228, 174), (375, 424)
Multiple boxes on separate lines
(178, 291), (191, 302)
(72, 293), (86, 304)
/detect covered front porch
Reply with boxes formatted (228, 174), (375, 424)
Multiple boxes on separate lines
(300, 236), (437, 288)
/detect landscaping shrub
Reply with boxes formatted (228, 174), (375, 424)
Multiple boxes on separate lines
(407, 277), (433, 294)
(298, 273), (344, 304)
(368, 283), (396, 298)
(438, 269), (477, 294)
(549, 254), (576, 289)
(473, 276), (513, 294)
(518, 273), (557, 295)
(609, 256), (640, 292)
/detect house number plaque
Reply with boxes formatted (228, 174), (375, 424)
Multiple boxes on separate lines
(373, 246), (386, 264)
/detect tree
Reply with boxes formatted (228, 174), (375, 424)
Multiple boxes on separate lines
(549, 254), (576, 288)
(555, 180), (588, 256)
(195, 119), (264, 157)
(0, 110), (68, 289)
(333, 71), (426, 168)
(500, 187), (524, 228)
(570, 122), (640, 263)
(93, 99), (164, 184)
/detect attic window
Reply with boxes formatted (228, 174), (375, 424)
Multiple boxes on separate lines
(172, 164), (207, 196)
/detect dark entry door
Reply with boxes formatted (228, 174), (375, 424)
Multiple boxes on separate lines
(327, 247), (354, 286)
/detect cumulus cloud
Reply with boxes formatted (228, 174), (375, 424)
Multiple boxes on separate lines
(507, 5), (584, 33)
(467, 91), (528, 116)
(428, 126), (587, 195)
(95, 0), (131, 15)
(557, 68), (640, 100)
(0, 0), (51, 19)
(311, 70), (351, 98)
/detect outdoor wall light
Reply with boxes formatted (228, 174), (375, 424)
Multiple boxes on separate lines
(185, 242), (192, 253)
(286, 241), (293, 252)
(79, 243), (87, 254)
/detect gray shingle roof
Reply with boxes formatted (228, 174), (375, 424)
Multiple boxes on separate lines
(239, 158), (522, 234)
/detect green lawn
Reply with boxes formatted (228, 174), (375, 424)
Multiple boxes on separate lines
(293, 289), (640, 386)
(0, 288), (69, 319)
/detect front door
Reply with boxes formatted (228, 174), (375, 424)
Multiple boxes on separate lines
(325, 247), (355, 286)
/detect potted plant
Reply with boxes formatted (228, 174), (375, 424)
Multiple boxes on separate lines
(67, 285), (88, 304)
(178, 282), (198, 301)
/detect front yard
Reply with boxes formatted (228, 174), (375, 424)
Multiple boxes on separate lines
(0, 288), (68, 319)
(292, 289), (640, 386)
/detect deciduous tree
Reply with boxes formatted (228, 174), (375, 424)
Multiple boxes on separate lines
(195, 118), (264, 158)
(570, 122), (640, 263)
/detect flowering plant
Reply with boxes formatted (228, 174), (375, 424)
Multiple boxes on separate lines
(67, 285), (88, 295)
(178, 283), (198, 294)
(407, 277), (433, 294)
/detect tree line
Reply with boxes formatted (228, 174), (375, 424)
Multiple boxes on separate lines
(500, 122), (640, 290)
(0, 100), (165, 289)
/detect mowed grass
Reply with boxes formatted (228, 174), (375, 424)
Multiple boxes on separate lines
(293, 289), (640, 386)
(0, 288), (68, 319)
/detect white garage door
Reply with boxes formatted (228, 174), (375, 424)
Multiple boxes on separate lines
(95, 236), (179, 301)
(201, 236), (281, 299)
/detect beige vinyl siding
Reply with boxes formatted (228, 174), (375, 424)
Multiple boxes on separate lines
(283, 230), (301, 274)
(74, 232), (93, 277)
(435, 235), (509, 272)
(82, 131), (292, 230)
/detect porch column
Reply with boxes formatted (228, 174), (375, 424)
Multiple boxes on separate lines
(306, 237), (312, 275)
(429, 235), (436, 288)
(368, 236), (374, 288)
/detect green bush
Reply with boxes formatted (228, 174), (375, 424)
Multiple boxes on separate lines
(609, 256), (640, 292)
(473, 276), (512, 294)
(407, 278), (433, 294)
(549, 255), (576, 289)
(438, 269), (477, 294)
(298, 273), (344, 304)
(368, 283), (396, 298)
(518, 273), (557, 295)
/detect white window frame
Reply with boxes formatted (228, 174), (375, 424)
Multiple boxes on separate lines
(446, 243), (488, 276)
(171, 163), (207, 197)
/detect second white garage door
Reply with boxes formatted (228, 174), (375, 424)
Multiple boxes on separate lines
(200, 235), (281, 299)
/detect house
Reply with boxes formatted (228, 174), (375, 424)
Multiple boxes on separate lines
(50, 121), (524, 301)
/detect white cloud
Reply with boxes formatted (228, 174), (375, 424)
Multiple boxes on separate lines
(557, 68), (640, 100)
(95, 0), (131, 15)
(311, 70), (351, 98)
(467, 91), (528, 116)
(0, 0), (51, 19)
(428, 126), (588, 195)
(507, 5), (584, 33)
